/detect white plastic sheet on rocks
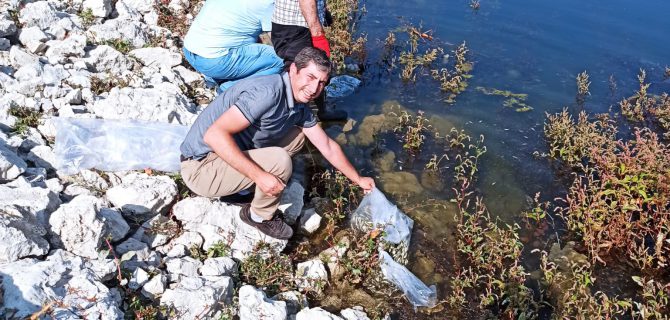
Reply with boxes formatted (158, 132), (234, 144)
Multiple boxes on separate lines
(54, 117), (188, 175)
(351, 188), (437, 309)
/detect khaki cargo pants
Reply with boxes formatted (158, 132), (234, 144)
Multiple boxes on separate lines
(180, 128), (304, 219)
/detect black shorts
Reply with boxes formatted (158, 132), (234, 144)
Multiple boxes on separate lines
(271, 23), (312, 67)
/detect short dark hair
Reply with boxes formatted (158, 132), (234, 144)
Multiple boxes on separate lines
(294, 47), (331, 73)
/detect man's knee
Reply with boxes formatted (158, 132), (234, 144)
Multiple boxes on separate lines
(264, 147), (293, 180)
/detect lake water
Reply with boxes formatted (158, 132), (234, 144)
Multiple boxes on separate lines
(326, 0), (670, 316)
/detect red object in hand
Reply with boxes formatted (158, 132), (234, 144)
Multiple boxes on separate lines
(311, 35), (331, 57)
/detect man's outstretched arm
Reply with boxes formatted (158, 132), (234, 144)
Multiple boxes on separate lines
(302, 124), (375, 192)
(203, 106), (286, 197)
(298, 0), (324, 36)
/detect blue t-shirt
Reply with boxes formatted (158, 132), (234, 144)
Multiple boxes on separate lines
(180, 72), (318, 159)
(183, 0), (274, 58)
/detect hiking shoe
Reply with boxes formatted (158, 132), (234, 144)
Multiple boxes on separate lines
(239, 205), (293, 240)
(317, 108), (348, 121)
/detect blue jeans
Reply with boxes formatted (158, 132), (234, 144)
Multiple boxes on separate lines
(183, 44), (284, 93)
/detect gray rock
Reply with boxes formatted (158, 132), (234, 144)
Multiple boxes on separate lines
(19, 1), (61, 30)
(340, 307), (370, 320)
(294, 259), (328, 293)
(272, 291), (309, 316)
(48, 195), (108, 258)
(0, 37), (9, 50)
(114, 0), (142, 20)
(83, 45), (133, 74)
(132, 214), (177, 248)
(26, 145), (56, 170)
(296, 308), (343, 320)
(87, 18), (149, 48)
(9, 46), (40, 69)
(116, 237), (148, 255)
(83, 0), (113, 18)
(44, 33), (87, 64)
(0, 142), (27, 180)
(165, 243), (188, 258)
(0, 250), (119, 319)
(156, 230), (203, 255)
(89, 84), (197, 125)
(172, 197), (288, 260)
(165, 256), (202, 277)
(99, 207), (129, 241)
(0, 183), (61, 226)
(130, 47), (182, 69)
(160, 276), (234, 318)
(0, 215), (49, 263)
(239, 285), (288, 320)
(278, 179), (305, 225)
(119, 0), (156, 14)
(13, 61), (44, 83)
(299, 208), (321, 234)
(141, 273), (167, 300)
(199, 257), (237, 277)
(172, 65), (202, 86)
(0, 12), (17, 37)
(120, 245), (161, 271)
(106, 172), (177, 216)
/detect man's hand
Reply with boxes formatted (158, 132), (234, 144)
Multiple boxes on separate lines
(311, 35), (331, 57)
(357, 177), (375, 194)
(255, 171), (286, 197)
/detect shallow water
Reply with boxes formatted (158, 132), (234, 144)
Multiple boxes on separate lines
(325, 0), (670, 316)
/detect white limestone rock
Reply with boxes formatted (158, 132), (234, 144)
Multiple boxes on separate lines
(83, 45), (133, 74)
(0, 250), (118, 319)
(119, 0), (156, 14)
(83, 0), (113, 18)
(37, 116), (57, 140)
(48, 195), (110, 258)
(114, 0), (142, 20)
(173, 65), (202, 86)
(340, 307), (370, 320)
(0, 215), (50, 263)
(156, 230), (203, 255)
(18, 26), (49, 53)
(238, 285), (288, 320)
(90, 83), (198, 125)
(9, 45), (40, 69)
(18, 1), (62, 30)
(0, 142), (27, 180)
(26, 145), (56, 170)
(172, 197), (288, 260)
(320, 237), (350, 281)
(294, 259), (328, 294)
(87, 18), (150, 48)
(106, 172), (177, 216)
(165, 256), (202, 277)
(44, 33), (87, 64)
(119, 245), (162, 271)
(300, 208), (322, 234)
(141, 273), (167, 300)
(0, 12), (17, 37)
(0, 183), (61, 226)
(279, 179), (305, 225)
(296, 308), (343, 320)
(130, 47), (182, 69)
(199, 257), (237, 277)
(272, 291), (309, 316)
(160, 276), (234, 318)
(128, 267), (150, 290)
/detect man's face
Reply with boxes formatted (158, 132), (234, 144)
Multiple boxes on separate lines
(289, 62), (329, 103)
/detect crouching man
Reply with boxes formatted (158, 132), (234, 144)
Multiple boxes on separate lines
(179, 47), (374, 239)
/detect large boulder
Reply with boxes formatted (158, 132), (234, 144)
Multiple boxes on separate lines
(0, 215), (50, 263)
(0, 183), (61, 226)
(87, 18), (150, 48)
(44, 33), (87, 64)
(18, 26), (49, 53)
(106, 172), (177, 216)
(48, 195), (121, 259)
(172, 197), (288, 260)
(90, 83), (197, 125)
(0, 250), (118, 319)
(160, 276), (234, 319)
(83, 45), (133, 74)
(238, 285), (288, 320)
(18, 1), (61, 30)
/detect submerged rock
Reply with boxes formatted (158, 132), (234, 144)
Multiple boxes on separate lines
(379, 171), (424, 195)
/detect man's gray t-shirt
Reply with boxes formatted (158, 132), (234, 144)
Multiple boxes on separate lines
(180, 72), (317, 159)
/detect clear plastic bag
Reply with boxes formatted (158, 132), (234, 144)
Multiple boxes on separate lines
(351, 188), (413, 245)
(379, 250), (437, 309)
(54, 117), (189, 175)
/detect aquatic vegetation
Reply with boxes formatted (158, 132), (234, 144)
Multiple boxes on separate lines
(424, 154), (449, 172)
(311, 169), (362, 229)
(469, 0), (480, 11)
(325, 0), (367, 73)
(391, 110), (432, 153)
(665, 66), (670, 80)
(476, 87), (533, 112)
(430, 42), (473, 103)
(576, 70), (591, 97)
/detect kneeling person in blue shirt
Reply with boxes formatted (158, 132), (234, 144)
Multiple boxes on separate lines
(179, 47), (374, 239)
